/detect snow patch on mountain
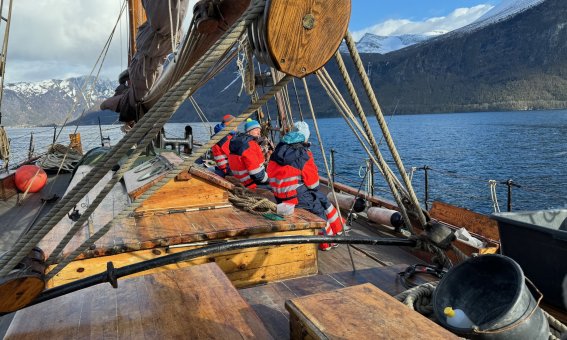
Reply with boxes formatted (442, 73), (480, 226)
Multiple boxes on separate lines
(454, 0), (545, 34)
(340, 33), (437, 54)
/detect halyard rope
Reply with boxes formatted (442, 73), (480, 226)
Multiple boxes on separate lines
(332, 52), (415, 233)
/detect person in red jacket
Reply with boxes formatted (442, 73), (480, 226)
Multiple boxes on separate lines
(211, 114), (235, 177)
(267, 122), (345, 251)
(228, 119), (269, 189)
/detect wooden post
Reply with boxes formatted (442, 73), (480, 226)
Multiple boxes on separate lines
(127, 0), (146, 63)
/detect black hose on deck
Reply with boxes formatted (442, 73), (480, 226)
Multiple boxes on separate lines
(29, 235), (415, 308)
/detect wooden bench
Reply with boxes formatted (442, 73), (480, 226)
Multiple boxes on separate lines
(285, 283), (458, 340)
(5, 263), (272, 339)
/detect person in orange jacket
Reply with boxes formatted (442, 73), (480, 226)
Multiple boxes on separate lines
(211, 114), (236, 177)
(228, 119), (269, 189)
(267, 121), (345, 251)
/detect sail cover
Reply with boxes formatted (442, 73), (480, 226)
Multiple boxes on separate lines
(101, 0), (189, 122)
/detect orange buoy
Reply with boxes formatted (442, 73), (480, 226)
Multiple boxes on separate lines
(14, 165), (47, 193)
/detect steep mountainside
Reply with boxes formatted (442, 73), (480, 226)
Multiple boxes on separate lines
(2, 77), (116, 126)
(364, 0), (567, 114)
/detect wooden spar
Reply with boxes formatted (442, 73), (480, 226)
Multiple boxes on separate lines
(127, 0), (146, 63)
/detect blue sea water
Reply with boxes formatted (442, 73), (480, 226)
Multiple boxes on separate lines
(4, 110), (567, 215)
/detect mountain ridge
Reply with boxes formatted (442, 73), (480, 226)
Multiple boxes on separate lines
(2, 0), (566, 126)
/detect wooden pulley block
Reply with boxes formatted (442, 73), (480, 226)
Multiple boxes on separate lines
(265, 0), (351, 77)
(0, 247), (47, 313)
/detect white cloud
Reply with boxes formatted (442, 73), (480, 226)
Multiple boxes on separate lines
(5, 0), (198, 83)
(351, 5), (494, 41)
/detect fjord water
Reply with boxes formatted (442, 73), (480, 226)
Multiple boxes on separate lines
(5, 110), (567, 215)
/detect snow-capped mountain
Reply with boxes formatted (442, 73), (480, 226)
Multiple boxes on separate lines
(341, 33), (435, 54)
(2, 76), (117, 126)
(450, 0), (545, 35)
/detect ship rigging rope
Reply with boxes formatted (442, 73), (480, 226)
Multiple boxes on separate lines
(0, 126), (9, 163)
(0, 0), (268, 276)
(46, 75), (291, 279)
(344, 33), (428, 228)
(302, 77), (357, 271)
(489, 180), (501, 213)
(317, 66), (410, 200)
(323, 55), (416, 233)
(44, 2), (269, 269)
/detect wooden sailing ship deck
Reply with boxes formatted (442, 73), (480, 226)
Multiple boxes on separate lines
(4, 216), (449, 339)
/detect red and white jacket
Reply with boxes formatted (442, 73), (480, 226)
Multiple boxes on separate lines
(211, 133), (234, 175)
(266, 142), (319, 205)
(228, 133), (268, 189)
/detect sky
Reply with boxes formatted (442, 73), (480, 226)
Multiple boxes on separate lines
(4, 0), (500, 83)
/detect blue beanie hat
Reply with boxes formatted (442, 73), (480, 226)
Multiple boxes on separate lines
(245, 119), (261, 132)
(213, 123), (224, 134)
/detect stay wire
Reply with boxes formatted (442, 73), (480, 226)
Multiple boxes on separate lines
(302, 76), (356, 272)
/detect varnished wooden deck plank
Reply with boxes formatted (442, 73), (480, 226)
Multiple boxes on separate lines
(317, 243), (382, 274)
(7, 264), (272, 339)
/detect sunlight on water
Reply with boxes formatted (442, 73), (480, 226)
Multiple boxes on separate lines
(3, 110), (567, 215)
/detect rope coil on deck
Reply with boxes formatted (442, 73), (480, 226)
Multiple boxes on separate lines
(394, 281), (438, 316)
(228, 187), (276, 215)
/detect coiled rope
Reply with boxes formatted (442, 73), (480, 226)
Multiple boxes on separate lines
(37, 144), (82, 172)
(395, 281), (438, 317)
(228, 187), (276, 215)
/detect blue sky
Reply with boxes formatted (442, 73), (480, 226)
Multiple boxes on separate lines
(350, 0), (499, 31)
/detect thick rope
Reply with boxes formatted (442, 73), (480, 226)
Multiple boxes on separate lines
(489, 179), (501, 213)
(332, 53), (415, 233)
(46, 74), (291, 278)
(394, 281), (438, 316)
(344, 32), (428, 228)
(544, 310), (567, 340)
(228, 188), (276, 215)
(317, 67), (411, 205)
(0, 126), (10, 166)
(412, 235), (453, 269)
(0, 0), (267, 276)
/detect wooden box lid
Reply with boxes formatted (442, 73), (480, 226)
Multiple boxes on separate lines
(6, 263), (272, 339)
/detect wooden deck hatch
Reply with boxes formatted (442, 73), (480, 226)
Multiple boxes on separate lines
(5, 263), (272, 339)
(285, 283), (458, 339)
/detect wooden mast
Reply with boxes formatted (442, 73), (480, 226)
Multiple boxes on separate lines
(127, 0), (146, 63)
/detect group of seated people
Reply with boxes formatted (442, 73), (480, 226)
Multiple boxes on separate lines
(211, 115), (344, 251)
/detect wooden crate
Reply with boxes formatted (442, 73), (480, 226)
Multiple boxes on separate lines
(285, 283), (458, 340)
(0, 171), (17, 200)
